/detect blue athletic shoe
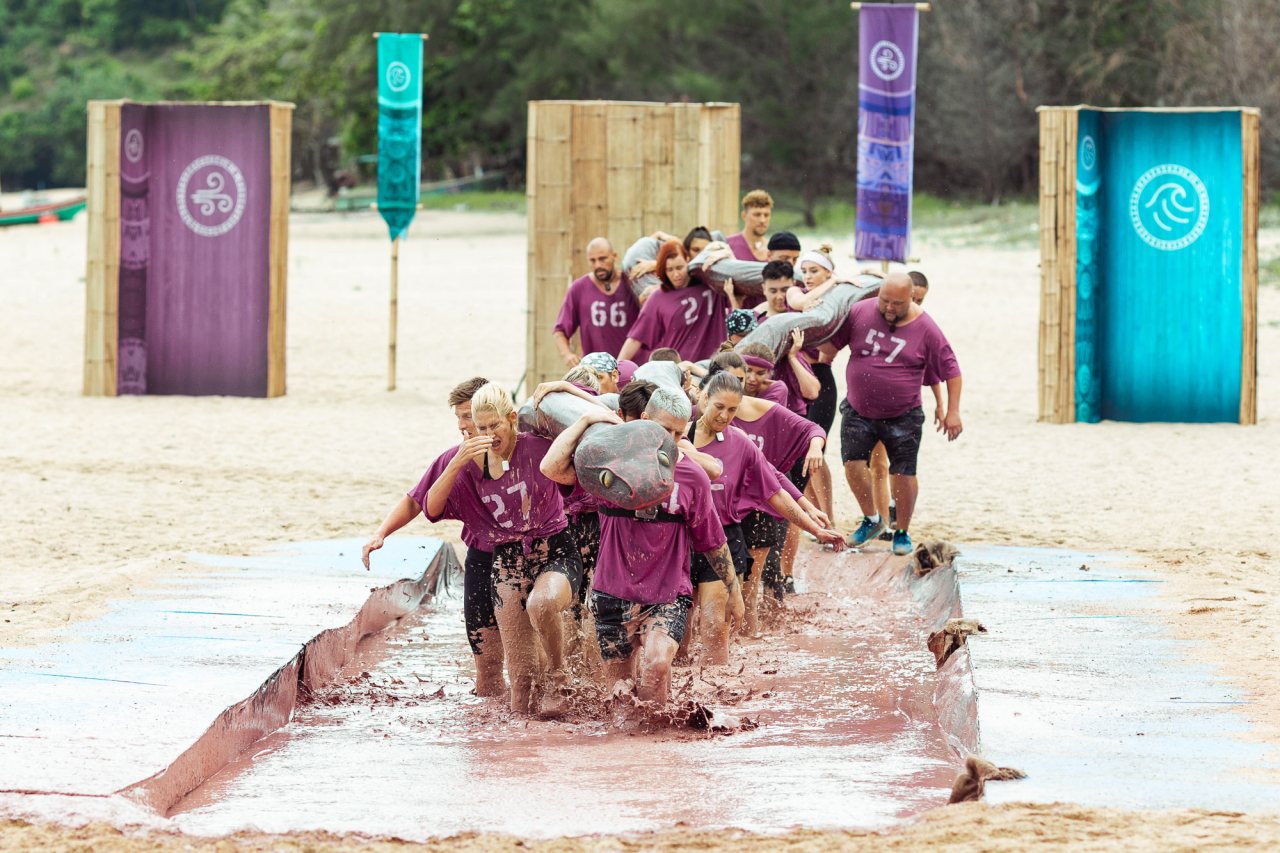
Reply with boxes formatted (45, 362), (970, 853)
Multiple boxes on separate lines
(848, 516), (886, 547)
(892, 529), (912, 556)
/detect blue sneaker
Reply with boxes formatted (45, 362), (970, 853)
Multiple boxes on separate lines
(892, 529), (912, 556)
(848, 516), (886, 547)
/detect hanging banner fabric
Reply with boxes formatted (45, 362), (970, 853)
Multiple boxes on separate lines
(854, 4), (919, 263)
(376, 34), (424, 242)
(1094, 111), (1243, 422)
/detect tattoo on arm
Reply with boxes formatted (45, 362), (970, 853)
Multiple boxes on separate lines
(704, 544), (736, 588)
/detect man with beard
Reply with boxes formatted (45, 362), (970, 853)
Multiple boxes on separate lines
(553, 237), (639, 367)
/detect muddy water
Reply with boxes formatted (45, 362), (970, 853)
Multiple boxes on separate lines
(172, 567), (957, 840)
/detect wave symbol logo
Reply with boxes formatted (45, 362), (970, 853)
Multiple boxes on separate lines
(1129, 163), (1209, 251)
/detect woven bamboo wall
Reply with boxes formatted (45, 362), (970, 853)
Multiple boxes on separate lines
(526, 100), (741, 388)
(1037, 106), (1078, 424)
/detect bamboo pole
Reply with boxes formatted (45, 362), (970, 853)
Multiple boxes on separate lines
(850, 2), (930, 9)
(388, 236), (399, 391)
(1240, 110), (1260, 425)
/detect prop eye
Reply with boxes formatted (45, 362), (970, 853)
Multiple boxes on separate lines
(657, 450), (671, 468)
(599, 470), (615, 489)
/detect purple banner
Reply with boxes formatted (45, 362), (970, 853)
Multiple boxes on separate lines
(855, 4), (919, 263)
(118, 104), (272, 396)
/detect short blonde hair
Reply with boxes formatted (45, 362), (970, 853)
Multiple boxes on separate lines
(741, 189), (773, 210)
(471, 382), (515, 419)
(562, 364), (601, 391)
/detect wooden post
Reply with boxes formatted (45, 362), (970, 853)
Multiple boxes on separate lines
(1240, 109), (1260, 425)
(388, 236), (400, 391)
(267, 102), (293, 398)
(84, 100), (122, 396)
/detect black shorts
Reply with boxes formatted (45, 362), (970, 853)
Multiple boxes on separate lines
(839, 400), (925, 477)
(741, 508), (788, 550)
(690, 522), (753, 584)
(463, 547), (498, 656)
(567, 511), (600, 605)
(787, 454), (812, 492)
(492, 529), (584, 606)
(805, 362), (837, 434)
(592, 590), (692, 661)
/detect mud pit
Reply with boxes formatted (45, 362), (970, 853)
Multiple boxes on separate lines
(170, 552), (960, 839)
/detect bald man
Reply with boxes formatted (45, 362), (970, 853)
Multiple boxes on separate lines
(553, 238), (640, 366)
(827, 273), (963, 556)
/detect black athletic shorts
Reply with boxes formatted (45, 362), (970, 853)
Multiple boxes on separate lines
(741, 508), (788, 550)
(591, 590), (693, 661)
(787, 454), (812, 492)
(805, 362), (837, 434)
(567, 511), (600, 606)
(463, 547), (498, 656)
(690, 522), (753, 584)
(492, 528), (584, 605)
(839, 399), (926, 477)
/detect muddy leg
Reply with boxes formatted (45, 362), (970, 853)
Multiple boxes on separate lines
(843, 459), (877, 518)
(870, 442), (891, 523)
(696, 581), (729, 665)
(781, 523), (800, 584)
(890, 473), (919, 531)
(742, 548), (767, 636)
(637, 630), (680, 705)
(807, 458), (835, 521)
(493, 573), (537, 714)
(472, 628), (506, 697)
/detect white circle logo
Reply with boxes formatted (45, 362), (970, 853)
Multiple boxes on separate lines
(176, 155), (247, 238)
(385, 60), (411, 93)
(1129, 163), (1209, 251)
(1080, 135), (1096, 171)
(125, 129), (144, 163)
(870, 40), (905, 82)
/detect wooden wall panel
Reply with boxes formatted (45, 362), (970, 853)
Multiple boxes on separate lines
(1240, 109), (1260, 425)
(84, 100), (122, 396)
(267, 103), (293, 398)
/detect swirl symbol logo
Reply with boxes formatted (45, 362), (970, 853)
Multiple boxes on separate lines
(1080, 135), (1096, 171)
(176, 155), (247, 238)
(1129, 163), (1209, 251)
(869, 40), (905, 82)
(125, 129), (144, 164)
(385, 60), (411, 93)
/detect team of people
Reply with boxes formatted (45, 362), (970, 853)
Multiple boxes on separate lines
(363, 189), (963, 716)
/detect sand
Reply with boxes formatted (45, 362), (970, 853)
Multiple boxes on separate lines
(2, 205), (1279, 847)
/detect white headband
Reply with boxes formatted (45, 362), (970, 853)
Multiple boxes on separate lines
(798, 250), (833, 272)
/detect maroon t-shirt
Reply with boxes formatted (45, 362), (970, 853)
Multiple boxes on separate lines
(726, 232), (761, 261)
(421, 433), (567, 550)
(696, 426), (785, 525)
(829, 301), (961, 419)
(554, 273), (639, 358)
(592, 456), (726, 605)
(735, 402), (825, 474)
(408, 446), (484, 549)
(626, 282), (730, 362)
(755, 378), (789, 407)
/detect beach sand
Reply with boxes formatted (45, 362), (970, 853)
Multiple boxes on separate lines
(2, 206), (1278, 847)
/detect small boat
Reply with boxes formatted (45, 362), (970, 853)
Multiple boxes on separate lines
(0, 195), (87, 226)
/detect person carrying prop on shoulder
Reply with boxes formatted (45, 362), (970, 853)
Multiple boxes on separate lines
(828, 273), (963, 556)
(363, 377), (507, 698)
(540, 387), (741, 706)
(553, 237), (639, 368)
(417, 383), (586, 718)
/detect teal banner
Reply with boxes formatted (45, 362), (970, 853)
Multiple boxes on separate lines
(376, 33), (424, 242)
(1079, 110), (1243, 422)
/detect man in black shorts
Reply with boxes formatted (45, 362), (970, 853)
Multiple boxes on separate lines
(827, 274), (963, 556)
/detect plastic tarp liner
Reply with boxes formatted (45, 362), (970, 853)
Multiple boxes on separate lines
(1091, 111), (1243, 422)
(735, 276), (882, 362)
(518, 361), (685, 510)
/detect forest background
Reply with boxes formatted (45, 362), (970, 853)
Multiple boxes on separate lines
(1, 0), (1277, 224)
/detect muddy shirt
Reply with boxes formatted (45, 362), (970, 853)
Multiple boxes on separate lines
(735, 402), (825, 474)
(696, 425), (785, 525)
(422, 433), (567, 551)
(554, 273), (639, 358)
(409, 445), (484, 549)
(593, 456), (725, 605)
(829, 300), (960, 419)
(626, 282), (730, 363)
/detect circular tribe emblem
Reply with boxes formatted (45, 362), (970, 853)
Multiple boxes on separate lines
(385, 60), (411, 93)
(176, 155), (247, 238)
(1080, 135), (1096, 171)
(1128, 163), (1209, 252)
(869, 40), (906, 82)
(124, 129), (144, 164)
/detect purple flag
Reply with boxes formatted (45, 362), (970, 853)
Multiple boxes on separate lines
(116, 104), (273, 396)
(855, 4), (920, 263)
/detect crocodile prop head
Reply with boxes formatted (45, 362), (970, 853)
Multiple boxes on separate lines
(572, 420), (678, 510)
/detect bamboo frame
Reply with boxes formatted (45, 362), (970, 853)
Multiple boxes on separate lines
(525, 100), (741, 387)
(84, 99), (292, 397)
(1037, 105), (1260, 425)
(84, 100), (122, 396)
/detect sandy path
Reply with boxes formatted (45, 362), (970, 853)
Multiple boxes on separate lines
(2, 207), (1278, 846)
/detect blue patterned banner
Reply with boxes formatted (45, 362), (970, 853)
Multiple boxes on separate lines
(855, 4), (919, 263)
(377, 33), (424, 242)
